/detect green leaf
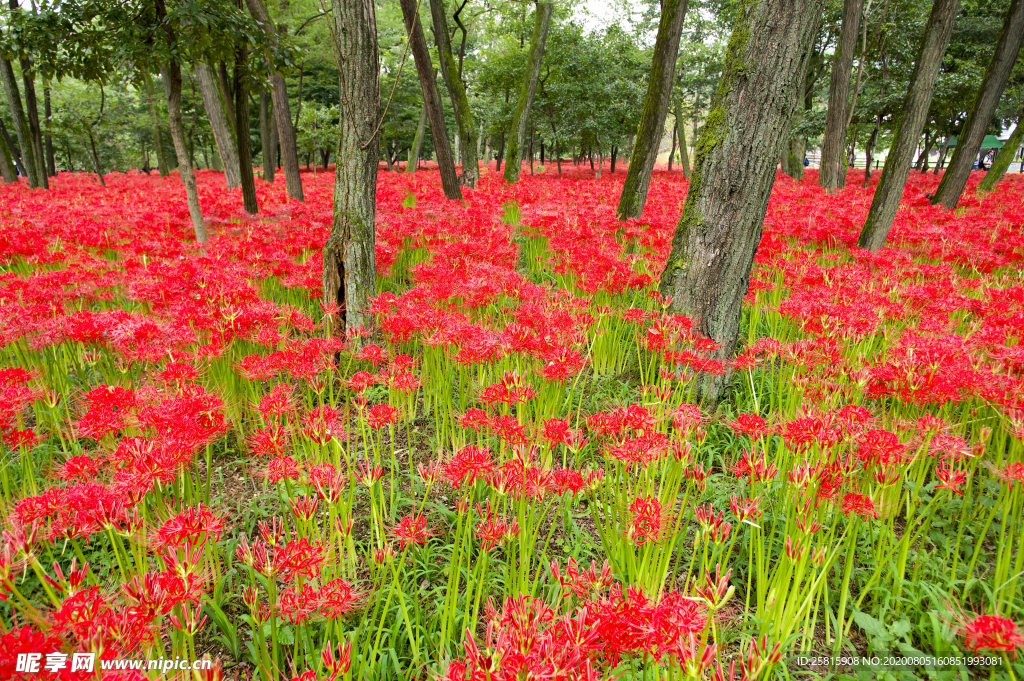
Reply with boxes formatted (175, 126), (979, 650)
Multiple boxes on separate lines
(890, 618), (912, 639)
(853, 609), (891, 641)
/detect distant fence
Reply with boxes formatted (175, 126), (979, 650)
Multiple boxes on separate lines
(803, 149), (1024, 173)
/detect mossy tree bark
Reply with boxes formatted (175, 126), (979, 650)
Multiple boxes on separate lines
(658, 0), (823, 403)
(0, 58), (41, 187)
(0, 123), (17, 182)
(245, 0), (304, 202)
(400, 0), (462, 200)
(674, 103), (691, 177)
(196, 61), (242, 188)
(234, 32), (258, 214)
(858, 0), (961, 251)
(325, 0), (380, 336)
(258, 89), (275, 182)
(143, 72), (170, 177)
(932, 0), (1024, 207)
(978, 109), (1024, 191)
(407, 104), (427, 172)
(504, 1), (552, 184)
(819, 0), (864, 191)
(617, 0), (688, 218)
(430, 0), (479, 187)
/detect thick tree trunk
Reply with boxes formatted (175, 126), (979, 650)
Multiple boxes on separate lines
(42, 85), (55, 177)
(20, 64), (46, 189)
(143, 72), (170, 177)
(0, 118), (23, 177)
(163, 61), (208, 243)
(400, 0), (462, 200)
(820, 0), (865, 191)
(610, 145), (617, 173)
(234, 38), (259, 214)
(978, 110), (1024, 191)
(933, 0), (1024, 207)
(245, 0), (304, 201)
(196, 61), (242, 188)
(858, 0), (961, 251)
(504, 1), (553, 184)
(658, 0), (823, 403)
(408, 104), (427, 172)
(617, 0), (688, 218)
(259, 89), (275, 182)
(326, 0), (380, 335)
(0, 59), (40, 188)
(0, 124), (17, 182)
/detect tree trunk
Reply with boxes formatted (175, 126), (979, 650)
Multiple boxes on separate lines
(196, 61), (242, 188)
(234, 34), (259, 214)
(0, 117), (23, 177)
(978, 109), (1024, 191)
(326, 0), (380, 336)
(0, 122), (17, 182)
(43, 85), (55, 177)
(408, 104), (427, 172)
(504, 1), (553, 184)
(858, 0), (961, 251)
(245, 0), (305, 201)
(86, 128), (105, 186)
(610, 145), (618, 173)
(674, 102), (691, 177)
(933, 136), (948, 174)
(0, 58), (41, 188)
(919, 130), (934, 172)
(259, 89), (275, 182)
(160, 63), (208, 243)
(143, 72), (170, 177)
(496, 131), (505, 172)
(933, 0), (1024, 207)
(9, 0), (48, 190)
(400, 0), (462, 200)
(668, 121), (677, 171)
(820, 0), (865, 191)
(864, 114), (880, 184)
(658, 0), (824, 403)
(617, 0), (688, 218)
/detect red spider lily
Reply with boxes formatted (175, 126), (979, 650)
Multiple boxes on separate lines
(857, 429), (906, 467)
(321, 640), (352, 678)
(960, 614), (1024, 657)
(842, 492), (879, 519)
(257, 383), (295, 420)
(934, 462), (969, 495)
(355, 461), (385, 487)
(729, 495), (762, 523)
(726, 413), (768, 439)
(273, 539), (326, 581)
(549, 558), (614, 600)
(740, 635), (782, 678)
(692, 565), (734, 608)
(473, 504), (520, 551)
(259, 454), (303, 483)
(996, 462), (1024, 490)
(730, 449), (779, 484)
(150, 505), (226, 549)
(309, 462), (347, 503)
(444, 445), (494, 488)
(627, 495), (667, 545)
(372, 545), (395, 564)
(290, 496), (319, 522)
(393, 514), (432, 549)
(685, 463), (710, 492)
(366, 404), (398, 429)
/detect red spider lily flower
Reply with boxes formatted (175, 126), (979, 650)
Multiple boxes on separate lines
(551, 468), (585, 496)
(627, 495), (667, 545)
(355, 461), (385, 487)
(960, 614), (1024, 657)
(674, 632), (717, 677)
(729, 495), (762, 523)
(549, 558), (614, 600)
(685, 463), (710, 492)
(348, 370), (376, 393)
(934, 462), (969, 495)
(726, 413), (768, 439)
(730, 449), (779, 484)
(151, 505), (226, 549)
(393, 514), (432, 549)
(443, 445), (494, 489)
(303, 404), (345, 442)
(358, 344), (387, 365)
(318, 578), (363, 618)
(279, 583), (321, 623)
(259, 455), (303, 483)
(857, 429), (906, 467)
(842, 492), (878, 519)
(288, 671), (316, 681)
(56, 454), (102, 481)
(169, 603), (209, 635)
(491, 414), (529, 445)
(42, 558), (90, 594)
(672, 404), (703, 435)
(784, 535), (807, 560)
(257, 383), (295, 420)
(258, 517), (285, 546)
(459, 408), (492, 431)
(274, 539), (326, 581)
(996, 462), (1024, 490)
(249, 426), (289, 457)
(473, 503), (520, 551)
(417, 458), (444, 484)
(366, 404), (398, 429)
(290, 496), (319, 522)
(692, 565), (734, 608)
(309, 463), (347, 503)
(606, 432), (669, 469)
(708, 520), (732, 544)
(372, 544), (395, 564)
(321, 640), (352, 678)
(740, 635), (782, 678)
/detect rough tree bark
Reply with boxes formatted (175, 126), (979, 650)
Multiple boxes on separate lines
(400, 0), (462, 200)
(430, 0), (479, 187)
(259, 89), (275, 182)
(819, 0), (864, 191)
(407, 104), (427, 172)
(858, 0), (961, 251)
(326, 0), (380, 335)
(0, 58), (40, 187)
(658, 0), (823, 403)
(0, 125), (17, 182)
(196, 61), (242, 188)
(143, 72), (169, 177)
(245, 0), (304, 201)
(978, 108), (1024, 191)
(617, 0), (688, 218)
(668, 121), (677, 171)
(43, 85), (55, 176)
(932, 0), (1024, 207)
(674, 102), (691, 177)
(234, 32), (258, 214)
(504, 1), (553, 184)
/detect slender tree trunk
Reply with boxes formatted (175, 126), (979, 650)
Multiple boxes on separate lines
(555, 136), (561, 174)
(259, 89), (275, 182)
(617, 0), (688, 218)
(858, 0), (961, 251)
(668, 121), (677, 171)
(161, 60), (208, 243)
(914, 129), (930, 169)
(42, 85), (55, 177)
(0, 117), (23, 177)
(864, 114), (880, 184)
(268, 94), (279, 173)
(86, 129), (105, 186)
(504, 1), (553, 183)
(196, 61), (242, 188)
(143, 72), (170, 177)
(978, 109), (1024, 191)
(400, 0), (462, 200)
(496, 131), (505, 172)
(234, 34), (258, 214)
(0, 58), (40, 187)
(933, 136), (948, 174)
(9, 0), (48, 190)
(0, 123), (17, 182)
(820, 0), (865, 190)
(659, 0), (824, 403)
(674, 102), (691, 177)
(245, 0), (305, 201)
(933, 0), (1024, 206)
(408, 104), (427, 172)
(326, 0), (380, 335)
